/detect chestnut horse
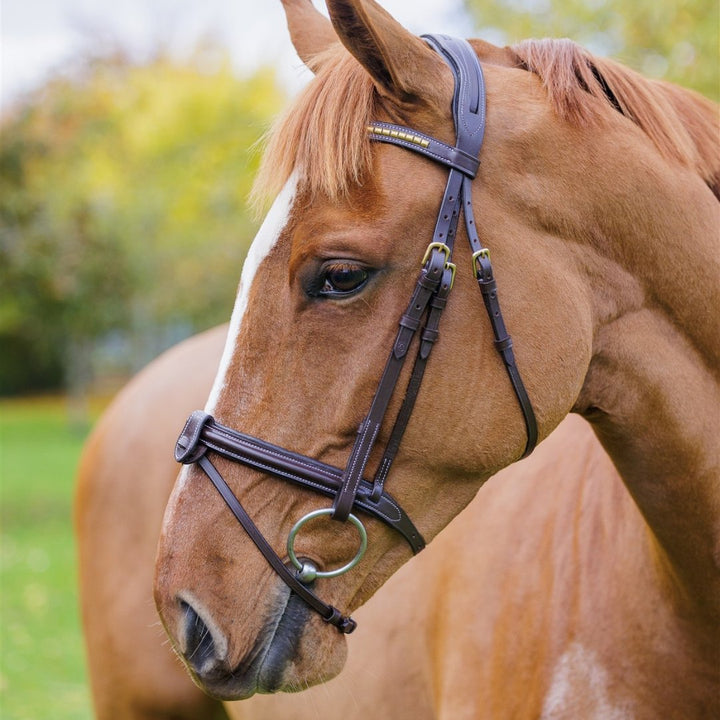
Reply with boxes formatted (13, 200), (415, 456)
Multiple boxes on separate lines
(76, 1), (719, 718)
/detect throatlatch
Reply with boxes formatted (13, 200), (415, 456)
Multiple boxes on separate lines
(175, 34), (537, 634)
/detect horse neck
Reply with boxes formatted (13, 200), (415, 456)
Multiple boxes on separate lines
(573, 178), (720, 622)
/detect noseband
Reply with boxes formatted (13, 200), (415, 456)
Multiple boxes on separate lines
(174, 35), (537, 634)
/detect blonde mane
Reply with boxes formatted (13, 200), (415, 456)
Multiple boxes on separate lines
(512, 39), (720, 198)
(253, 38), (720, 205)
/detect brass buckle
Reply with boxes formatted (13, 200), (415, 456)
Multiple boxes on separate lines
(422, 243), (456, 289)
(444, 262), (457, 291)
(421, 242), (451, 267)
(471, 248), (490, 276)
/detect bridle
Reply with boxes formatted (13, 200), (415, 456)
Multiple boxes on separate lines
(174, 35), (537, 635)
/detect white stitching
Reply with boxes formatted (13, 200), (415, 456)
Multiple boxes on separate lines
(201, 440), (404, 526)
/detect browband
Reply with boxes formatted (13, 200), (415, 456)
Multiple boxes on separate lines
(366, 123), (480, 177)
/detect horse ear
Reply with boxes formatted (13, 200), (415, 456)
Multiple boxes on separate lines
(325, 0), (447, 106)
(281, 0), (338, 72)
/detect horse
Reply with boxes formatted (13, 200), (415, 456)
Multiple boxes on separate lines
(75, 1), (720, 718)
(78, 325), (631, 720)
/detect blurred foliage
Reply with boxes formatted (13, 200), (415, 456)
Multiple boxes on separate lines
(465, 0), (719, 101)
(0, 44), (285, 394)
(3, 4), (715, 395)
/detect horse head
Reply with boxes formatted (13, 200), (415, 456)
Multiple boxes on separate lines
(153, 0), (719, 701)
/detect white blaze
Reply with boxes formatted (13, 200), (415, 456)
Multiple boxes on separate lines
(205, 174), (298, 413)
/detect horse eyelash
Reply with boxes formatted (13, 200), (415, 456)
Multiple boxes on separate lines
(305, 261), (372, 299)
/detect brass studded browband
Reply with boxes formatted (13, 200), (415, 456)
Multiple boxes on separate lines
(366, 122), (481, 177)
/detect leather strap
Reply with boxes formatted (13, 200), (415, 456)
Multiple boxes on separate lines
(474, 252), (538, 457)
(423, 35), (486, 151)
(331, 246), (448, 521)
(197, 453), (357, 634)
(366, 35), (538, 461)
(370, 264), (453, 500)
(175, 411), (425, 553)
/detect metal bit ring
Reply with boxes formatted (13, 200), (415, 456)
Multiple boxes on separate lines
(287, 508), (367, 582)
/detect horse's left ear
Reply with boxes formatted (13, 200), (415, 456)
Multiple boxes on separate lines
(281, 0), (338, 72)
(326, 0), (448, 107)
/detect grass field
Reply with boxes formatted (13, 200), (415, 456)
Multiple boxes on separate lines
(1, 396), (103, 720)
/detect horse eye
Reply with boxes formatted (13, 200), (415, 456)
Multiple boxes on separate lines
(317, 263), (370, 297)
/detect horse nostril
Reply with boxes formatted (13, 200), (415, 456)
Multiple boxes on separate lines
(179, 599), (220, 673)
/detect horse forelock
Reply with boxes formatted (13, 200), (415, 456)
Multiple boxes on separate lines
(252, 44), (378, 207)
(512, 38), (720, 197)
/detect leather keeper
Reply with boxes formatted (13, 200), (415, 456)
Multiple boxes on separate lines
(175, 410), (212, 463)
(399, 314), (421, 331)
(495, 336), (513, 352)
(478, 277), (497, 293)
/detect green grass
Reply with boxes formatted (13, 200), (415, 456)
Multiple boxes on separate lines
(1, 396), (104, 720)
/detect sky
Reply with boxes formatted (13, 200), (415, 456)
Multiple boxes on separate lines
(1, 0), (472, 107)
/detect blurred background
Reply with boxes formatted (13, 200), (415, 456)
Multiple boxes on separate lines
(1, 1), (717, 718)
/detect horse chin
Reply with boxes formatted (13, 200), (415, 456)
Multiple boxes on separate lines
(187, 588), (348, 701)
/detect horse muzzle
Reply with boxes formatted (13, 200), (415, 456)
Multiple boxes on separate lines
(166, 586), (346, 700)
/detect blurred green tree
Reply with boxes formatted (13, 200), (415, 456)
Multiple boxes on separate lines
(0, 45), (285, 397)
(465, 0), (719, 100)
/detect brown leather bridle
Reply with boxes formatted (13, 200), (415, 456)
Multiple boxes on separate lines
(174, 35), (537, 634)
